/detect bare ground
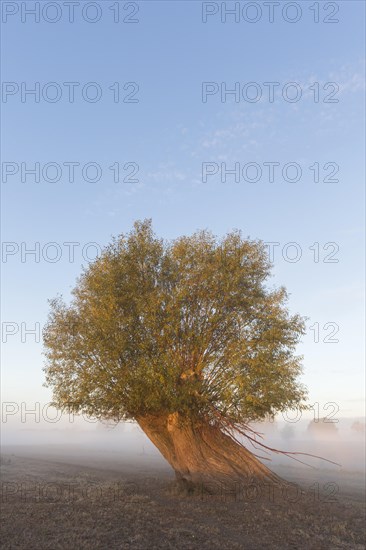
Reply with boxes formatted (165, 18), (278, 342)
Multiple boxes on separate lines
(1, 448), (365, 550)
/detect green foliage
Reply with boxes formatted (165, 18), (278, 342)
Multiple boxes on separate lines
(43, 220), (308, 425)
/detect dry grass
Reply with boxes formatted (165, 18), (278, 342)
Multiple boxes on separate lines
(1, 454), (365, 549)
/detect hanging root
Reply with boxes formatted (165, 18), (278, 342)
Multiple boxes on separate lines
(211, 408), (341, 469)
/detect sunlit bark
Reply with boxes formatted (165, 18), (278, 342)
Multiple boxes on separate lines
(137, 413), (281, 492)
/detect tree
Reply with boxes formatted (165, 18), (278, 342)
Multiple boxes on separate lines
(351, 421), (365, 435)
(43, 220), (308, 491)
(281, 424), (296, 441)
(307, 418), (339, 438)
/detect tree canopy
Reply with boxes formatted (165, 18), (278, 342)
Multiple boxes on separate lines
(43, 219), (307, 433)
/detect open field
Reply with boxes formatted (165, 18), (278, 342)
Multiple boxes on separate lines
(1, 439), (365, 550)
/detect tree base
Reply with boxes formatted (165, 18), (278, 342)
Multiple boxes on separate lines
(137, 413), (283, 492)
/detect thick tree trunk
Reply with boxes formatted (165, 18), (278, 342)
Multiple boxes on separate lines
(137, 412), (282, 493)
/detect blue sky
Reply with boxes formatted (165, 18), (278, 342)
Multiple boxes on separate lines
(1, 1), (365, 419)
